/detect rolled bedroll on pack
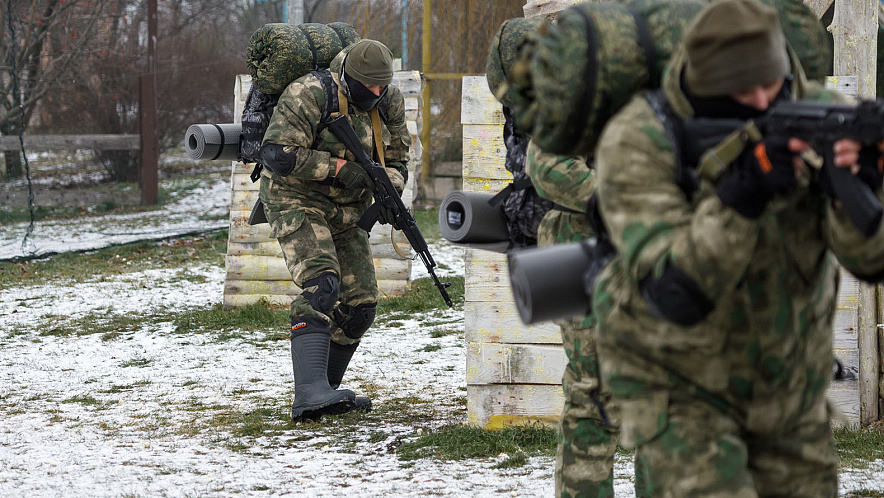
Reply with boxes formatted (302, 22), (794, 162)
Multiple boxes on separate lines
(185, 123), (241, 161)
(518, 0), (832, 157)
(247, 22), (360, 95)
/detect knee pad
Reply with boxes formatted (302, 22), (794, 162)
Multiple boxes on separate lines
(300, 272), (340, 315)
(333, 303), (377, 340)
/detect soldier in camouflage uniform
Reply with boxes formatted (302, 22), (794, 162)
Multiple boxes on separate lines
(259, 40), (411, 421)
(527, 143), (645, 497)
(591, 0), (884, 494)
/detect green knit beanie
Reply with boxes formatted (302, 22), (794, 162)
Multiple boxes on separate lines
(344, 39), (394, 86)
(685, 0), (790, 97)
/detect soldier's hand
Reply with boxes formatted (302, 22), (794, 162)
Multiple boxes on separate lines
(377, 205), (400, 229)
(335, 161), (375, 190)
(717, 134), (797, 218)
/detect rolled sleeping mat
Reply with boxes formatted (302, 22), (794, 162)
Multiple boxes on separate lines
(439, 191), (511, 246)
(185, 123), (241, 161)
(508, 242), (592, 325)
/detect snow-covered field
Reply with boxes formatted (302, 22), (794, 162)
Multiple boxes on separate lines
(0, 178), (882, 496)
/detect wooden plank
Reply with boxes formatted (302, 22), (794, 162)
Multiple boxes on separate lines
(858, 282), (879, 424)
(227, 240), (283, 257)
(464, 301), (562, 344)
(467, 384), (563, 428)
(226, 255), (411, 281)
(227, 218), (274, 243)
(224, 279), (298, 297)
(223, 293), (293, 308)
(832, 0), (878, 99)
(231, 190), (260, 213)
(462, 125), (509, 180)
(463, 179), (513, 194)
(461, 76), (505, 125)
(0, 134), (141, 151)
(829, 381), (861, 427)
(231, 173), (260, 192)
(825, 76), (859, 103)
(391, 71), (423, 96)
(467, 343), (565, 385)
(523, 0), (584, 18)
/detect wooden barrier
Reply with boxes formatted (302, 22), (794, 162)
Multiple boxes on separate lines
(0, 135), (140, 151)
(223, 71), (424, 308)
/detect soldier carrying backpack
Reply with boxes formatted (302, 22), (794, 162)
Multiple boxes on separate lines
(256, 38), (411, 422)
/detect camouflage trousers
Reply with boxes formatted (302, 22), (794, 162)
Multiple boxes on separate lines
(623, 389), (837, 497)
(555, 317), (622, 498)
(537, 211), (634, 498)
(276, 206), (378, 346)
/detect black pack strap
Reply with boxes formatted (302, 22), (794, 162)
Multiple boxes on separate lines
(627, 7), (659, 88)
(298, 25), (320, 70)
(250, 163), (264, 183)
(211, 124), (226, 160)
(568, 6), (599, 148)
(488, 176), (535, 208)
(328, 24), (348, 48)
(552, 203), (582, 214)
(645, 90), (697, 201)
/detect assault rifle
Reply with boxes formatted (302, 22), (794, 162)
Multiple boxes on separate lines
(686, 99), (884, 237)
(327, 115), (453, 307)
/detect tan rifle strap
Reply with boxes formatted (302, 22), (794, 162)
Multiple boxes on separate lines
(370, 108), (386, 167)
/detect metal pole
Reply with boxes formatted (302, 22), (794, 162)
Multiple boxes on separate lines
(402, 0), (408, 69)
(421, 0), (432, 187)
(287, 0), (304, 24)
(140, 0), (158, 205)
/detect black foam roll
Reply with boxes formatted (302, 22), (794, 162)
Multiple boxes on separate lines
(185, 123), (241, 161)
(508, 242), (592, 325)
(439, 191), (510, 246)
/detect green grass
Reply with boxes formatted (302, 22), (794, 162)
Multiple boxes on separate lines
(412, 207), (441, 242)
(835, 426), (884, 468)
(0, 230), (228, 286)
(171, 302), (288, 336)
(377, 276), (464, 316)
(397, 423), (556, 465)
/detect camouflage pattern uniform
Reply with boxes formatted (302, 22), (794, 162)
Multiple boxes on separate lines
(527, 141), (624, 498)
(591, 46), (884, 496)
(260, 45), (409, 347)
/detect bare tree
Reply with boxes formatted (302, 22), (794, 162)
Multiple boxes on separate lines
(1, 0), (106, 178)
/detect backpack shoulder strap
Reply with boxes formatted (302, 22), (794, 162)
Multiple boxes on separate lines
(311, 69), (339, 147)
(645, 89), (698, 201)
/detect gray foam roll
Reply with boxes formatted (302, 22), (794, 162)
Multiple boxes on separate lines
(439, 191), (510, 246)
(185, 123), (241, 161)
(508, 242), (592, 325)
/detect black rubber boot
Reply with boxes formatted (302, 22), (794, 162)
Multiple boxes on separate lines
(328, 341), (372, 413)
(290, 317), (355, 421)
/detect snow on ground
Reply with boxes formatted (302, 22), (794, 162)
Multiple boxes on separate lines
(0, 177), (229, 261)
(0, 182), (882, 496)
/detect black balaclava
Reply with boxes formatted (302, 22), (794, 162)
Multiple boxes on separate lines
(685, 73), (792, 121)
(344, 71), (388, 112)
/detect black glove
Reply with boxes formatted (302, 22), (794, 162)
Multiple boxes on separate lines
(377, 205), (400, 229)
(336, 161), (375, 190)
(717, 135), (797, 219)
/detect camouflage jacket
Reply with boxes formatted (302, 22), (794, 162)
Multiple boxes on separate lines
(260, 47), (411, 237)
(592, 48), (884, 425)
(525, 139), (596, 247)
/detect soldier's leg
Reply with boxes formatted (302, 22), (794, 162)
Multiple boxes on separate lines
(747, 397), (837, 498)
(556, 318), (618, 498)
(326, 224), (378, 410)
(634, 394), (756, 497)
(277, 211), (355, 420)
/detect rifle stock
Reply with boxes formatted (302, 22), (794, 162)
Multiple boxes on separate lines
(327, 115), (453, 307)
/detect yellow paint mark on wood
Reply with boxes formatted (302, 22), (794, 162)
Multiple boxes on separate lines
(483, 414), (560, 430)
